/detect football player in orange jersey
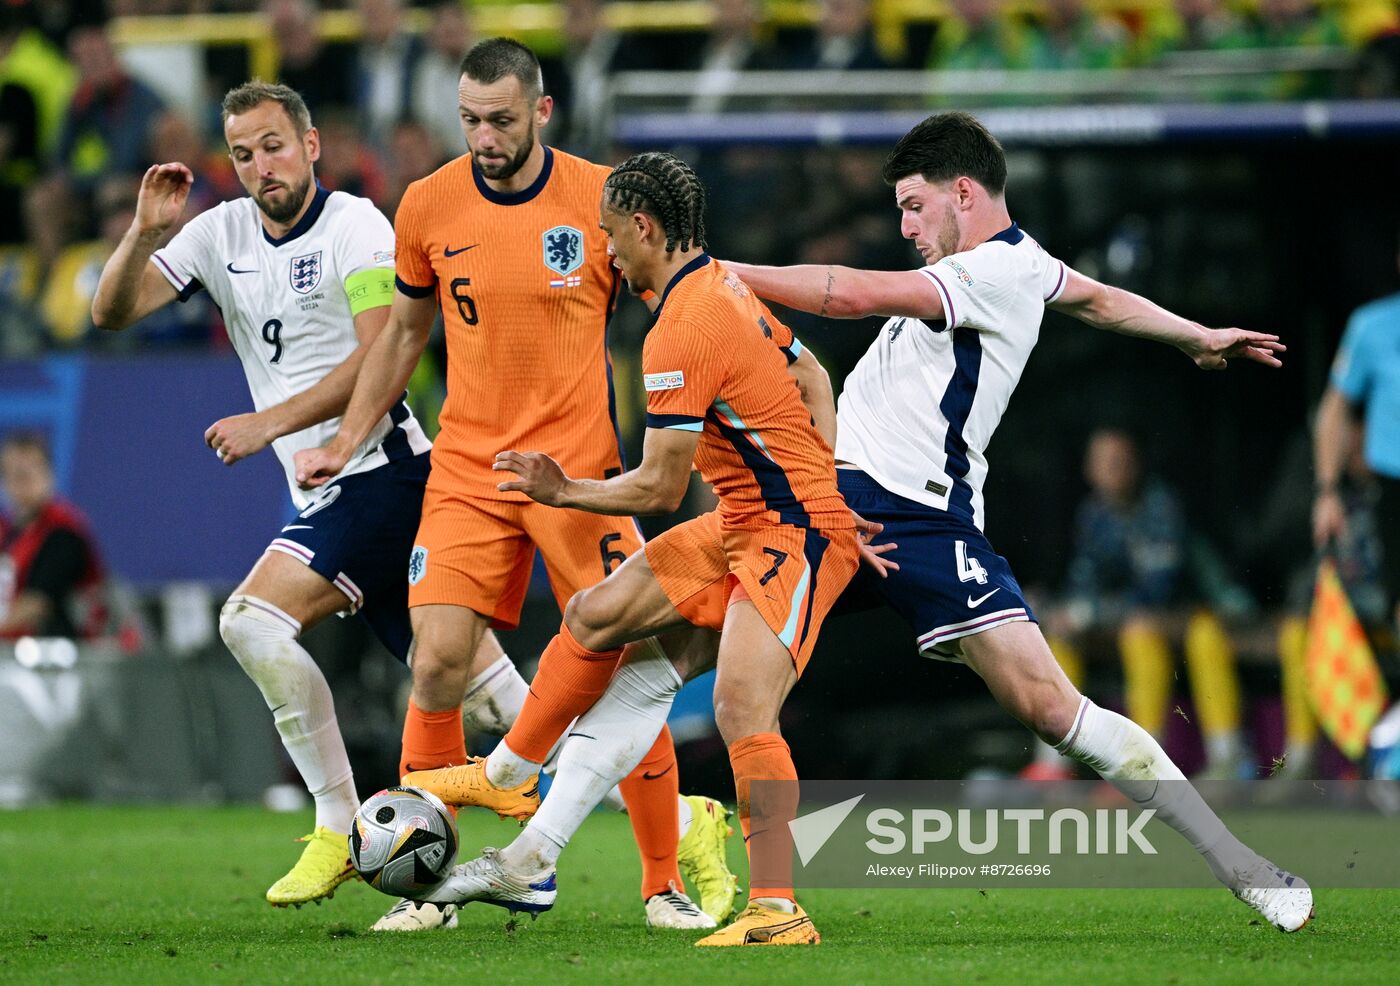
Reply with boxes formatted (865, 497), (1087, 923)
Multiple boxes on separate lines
(414, 153), (868, 947)
(295, 39), (733, 932)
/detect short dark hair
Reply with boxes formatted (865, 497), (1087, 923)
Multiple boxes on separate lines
(221, 80), (312, 134)
(1, 431), (51, 464)
(881, 112), (1007, 196)
(604, 152), (708, 254)
(459, 37), (544, 100)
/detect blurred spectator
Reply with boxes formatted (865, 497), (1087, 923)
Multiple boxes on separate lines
(0, 432), (106, 641)
(688, 0), (782, 113)
(548, 0), (624, 153)
(352, 0), (419, 146)
(1314, 237), (1400, 635)
(148, 110), (239, 211)
(930, 0), (1047, 71)
(1252, 0), (1345, 49)
(408, 0), (474, 155)
(1142, 0), (1256, 61)
(264, 0), (354, 116)
(56, 24), (165, 186)
(314, 107), (388, 204)
(381, 117), (445, 219)
(1039, 0), (1132, 70)
(1046, 429), (1251, 778)
(788, 0), (893, 71)
(41, 173), (214, 348)
(1, 4), (75, 244)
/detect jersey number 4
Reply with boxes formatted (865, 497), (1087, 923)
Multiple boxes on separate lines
(954, 540), (988, 585)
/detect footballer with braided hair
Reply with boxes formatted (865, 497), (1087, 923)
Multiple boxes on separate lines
(432, 149), (870, 947)
(602, 151), (708, 256)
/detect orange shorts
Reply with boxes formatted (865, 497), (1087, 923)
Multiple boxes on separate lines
(645, 510), (860, 675)
(408, 482), (643, 629)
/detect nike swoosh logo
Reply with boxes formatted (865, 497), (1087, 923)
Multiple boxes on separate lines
(444, 244), (478, 257)
(967, 588), (1002, 608)
(281, 524), (314, 531)
(642, 764), (674, 781)
(226, 263), (258, 273)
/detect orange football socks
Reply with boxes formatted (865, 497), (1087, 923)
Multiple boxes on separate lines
(503, 623), (625, 763)
(618, 724), (683, 900)
(729, 731), (799, 902)
(399, 699), (467, 780)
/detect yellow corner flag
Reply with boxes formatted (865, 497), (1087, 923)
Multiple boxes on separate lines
(1305, 559), (1389, 760)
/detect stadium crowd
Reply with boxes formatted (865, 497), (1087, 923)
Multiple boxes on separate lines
(3, 1), (1400, 354)
(2, 1), (1398, 785)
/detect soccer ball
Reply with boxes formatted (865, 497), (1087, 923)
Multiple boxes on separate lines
(350, 786), (458, 898)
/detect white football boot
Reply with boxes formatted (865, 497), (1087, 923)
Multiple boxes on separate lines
(645, 882), (717, 929)
(370, 897), (459, 932)
(420, 847), (557, 916)
(1231, 857), (1314, 932)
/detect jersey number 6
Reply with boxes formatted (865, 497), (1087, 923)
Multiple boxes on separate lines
(450, 278), (479, 326)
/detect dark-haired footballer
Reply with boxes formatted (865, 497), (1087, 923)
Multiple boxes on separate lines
(416, 151), (866, 947)
(295, 39), (734, 933)
(723, 111), (1313, 933)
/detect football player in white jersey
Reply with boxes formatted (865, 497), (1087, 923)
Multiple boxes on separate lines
(723, 112), (1314, 933)
(91, 81), (433, 909)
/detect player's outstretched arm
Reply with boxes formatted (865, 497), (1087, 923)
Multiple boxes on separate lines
(293, 290), (434, 487)
(206, 304), (392, 466)
(1049, 267), (1285, 371)
(1311, 386), (1359, 548)
(494, 427), (700, 517)
(91, 163), (190, 331)
(724, 261), (942, 321)
(786, 346), (837, 448)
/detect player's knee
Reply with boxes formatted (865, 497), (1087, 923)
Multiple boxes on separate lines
(712, 685), (773, 745)
(563, 587), (621, 652)
(218, 596), (299, 673)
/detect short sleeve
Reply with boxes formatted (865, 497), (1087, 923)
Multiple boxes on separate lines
(151, 210), (215, 302)
(915, 249), (1010, 332)
(392, 185), (436, 298)
(334, 200), (396, 315)
(642, 321), (730, 432)
(757, 306), (802, 364)
(1041, 254), (1068, 303)
(1330, 310), (1374, 405)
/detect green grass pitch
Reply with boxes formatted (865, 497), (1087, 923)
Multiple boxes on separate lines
(1, 805), (1395, 985)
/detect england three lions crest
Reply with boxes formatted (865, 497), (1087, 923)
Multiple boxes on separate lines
(290, 251), (323, 294)
(543, 226), (584, 277)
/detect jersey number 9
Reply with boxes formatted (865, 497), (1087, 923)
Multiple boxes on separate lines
(261, 318), (284, 363)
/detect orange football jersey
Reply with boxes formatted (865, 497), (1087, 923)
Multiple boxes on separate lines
(394, 147), (623, 497)
(642, 255), (851, 531)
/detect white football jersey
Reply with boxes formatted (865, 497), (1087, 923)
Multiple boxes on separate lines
(153, 187), (431, 508)
(835, 223), (1066, 530)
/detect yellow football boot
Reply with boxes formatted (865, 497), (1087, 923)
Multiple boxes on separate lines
(402, 757), (540, 821)
(265, 826), (357, 907)
(676, 795), (740, 923)
(694, 901), (821, 947)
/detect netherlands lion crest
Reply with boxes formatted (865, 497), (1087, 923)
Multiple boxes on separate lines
(408, 545), (428, 585)
(290, 251), (323, 294)
(542, 226), (583, 276)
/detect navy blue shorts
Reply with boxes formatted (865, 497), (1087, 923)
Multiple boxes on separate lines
(836, 469), (1035, 661)
(267, 451), (430, 662)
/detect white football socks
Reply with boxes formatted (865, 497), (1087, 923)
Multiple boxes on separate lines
(1056, 696), (1255, 885)
(219, 596), (358, 834)
(460, 654), (529, 736)
(499, 646), (683, 876)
